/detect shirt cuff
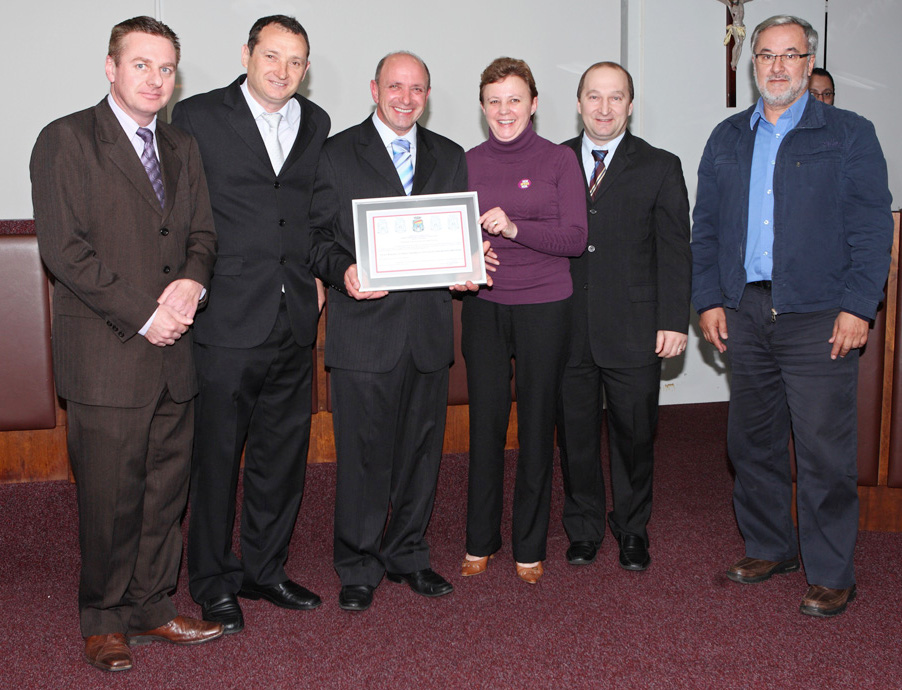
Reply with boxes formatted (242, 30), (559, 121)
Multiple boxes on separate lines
(138, 307), (159, 337)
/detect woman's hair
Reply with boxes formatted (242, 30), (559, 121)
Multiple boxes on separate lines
(479, 57), (537, 103)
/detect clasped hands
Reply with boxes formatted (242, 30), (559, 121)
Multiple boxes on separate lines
(145, 278), (204, 347)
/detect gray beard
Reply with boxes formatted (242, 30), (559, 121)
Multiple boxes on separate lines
(756, 69), (810, 108)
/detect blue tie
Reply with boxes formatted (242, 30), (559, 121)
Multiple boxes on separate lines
(392, 138), (414, 196)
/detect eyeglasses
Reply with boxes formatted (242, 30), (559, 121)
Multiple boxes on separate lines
(809, 90), (835, 99)
(753, 53), (812, 65)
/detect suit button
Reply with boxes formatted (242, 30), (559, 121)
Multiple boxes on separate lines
(160, 228), (169, 236)
(587, 245), (596, 252)
(274, 181), (281, 189)
(583, 283), (588, 290)
(163, 266), (171, 274)
(280, 256), (287, 265)
(589, 209), (597, 215)
(279, 219), (286, 226)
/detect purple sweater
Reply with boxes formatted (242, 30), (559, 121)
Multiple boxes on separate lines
(467, 123), (587, 305)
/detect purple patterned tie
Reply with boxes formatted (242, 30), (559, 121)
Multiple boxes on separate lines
(136, 127), (165, 209)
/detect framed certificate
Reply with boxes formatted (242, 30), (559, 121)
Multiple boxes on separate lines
(352, 191), (486, 292)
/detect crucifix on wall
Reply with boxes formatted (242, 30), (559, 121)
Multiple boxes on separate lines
(719, 0), (754, 107)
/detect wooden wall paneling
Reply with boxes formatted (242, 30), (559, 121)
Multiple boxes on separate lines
(860, 211), (902, 530)
(886, 211), (902, 488)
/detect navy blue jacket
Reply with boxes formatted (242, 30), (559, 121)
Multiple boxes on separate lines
(691, 97), (893, 320)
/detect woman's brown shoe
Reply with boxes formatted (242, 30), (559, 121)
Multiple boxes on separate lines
(460, 554), (493, 577)
(516, 562), (544, 584)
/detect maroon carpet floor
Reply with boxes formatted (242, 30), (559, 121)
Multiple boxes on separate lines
(1, 402), (900, 688)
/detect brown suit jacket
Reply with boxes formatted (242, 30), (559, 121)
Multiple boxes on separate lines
(31, 98), (217, 406)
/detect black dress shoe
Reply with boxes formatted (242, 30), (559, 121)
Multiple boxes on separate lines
(386, 568), (454, 597)
(238, 580), (322, 610)
(618, 535), (651, 571)
(201, 593), (244, 634)
(338, 585), (374, 612)
(566, 540), (599, 565)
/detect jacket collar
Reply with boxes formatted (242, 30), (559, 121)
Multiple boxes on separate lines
(221, 75), (320, 175)
(95, 98), (178, 220)
(355, 116), (436, 196)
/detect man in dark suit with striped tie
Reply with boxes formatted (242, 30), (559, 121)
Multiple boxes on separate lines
(557, 62), (691, 572)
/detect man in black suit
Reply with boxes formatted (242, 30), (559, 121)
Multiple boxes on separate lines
(557, 62), (691, 571)
(31, 16), (222, 672)
(171, 15), (330, 633)
(309, 52), (466, 612)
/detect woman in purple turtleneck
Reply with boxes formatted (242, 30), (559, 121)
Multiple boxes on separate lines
(460, 57), (587, 584)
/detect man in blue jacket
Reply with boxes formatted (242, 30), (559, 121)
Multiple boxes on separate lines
(691, 14), (892, 617)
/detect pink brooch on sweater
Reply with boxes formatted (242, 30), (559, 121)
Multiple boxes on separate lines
(518, 179), (531, 189)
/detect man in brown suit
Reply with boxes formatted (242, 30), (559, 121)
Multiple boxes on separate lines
(30, 17), (222, 672)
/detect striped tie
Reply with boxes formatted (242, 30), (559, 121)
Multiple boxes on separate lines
(588, 148), (608, 200)
(392, 138), (414, 195)
(136, 127), (165, 209)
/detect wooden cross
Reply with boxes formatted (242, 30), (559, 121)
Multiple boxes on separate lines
(719, 0), (754, 107)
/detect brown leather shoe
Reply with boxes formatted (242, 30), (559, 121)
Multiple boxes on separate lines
(726, 556), (800, 584)
(84, 633), (133, 672)
(460, 554), (493, 577)
(128, 615), (224, 646)
(800, 584), (857, 617)
(516, 562), (544, 584)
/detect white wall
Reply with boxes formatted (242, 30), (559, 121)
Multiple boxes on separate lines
(827, 0), (901, 207)
(1, 0), (619, 219)
(631, 0), (902, 404)
(2, 0), (899, 406)
(631, 0), (827, 404)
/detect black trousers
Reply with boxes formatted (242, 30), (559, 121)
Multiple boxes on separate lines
(188, 298), (312, 602)
(331, 353), (448, 587)
(68, 383), (191, 637)
(557, 335), (661, 546)
(725, 285), (859, 589)
(462, 296), (571, 563)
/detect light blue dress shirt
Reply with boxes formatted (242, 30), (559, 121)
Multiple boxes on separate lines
(745, 91), (810, 282)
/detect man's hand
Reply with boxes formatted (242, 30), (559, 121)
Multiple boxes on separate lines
(699, 307), (728, 353)
(344, 264), (388, 301)
(829, 312), (869, 359)
(656, 330), (688, 358)
(316, 277), (326, 312)
(450, 241), (499, 292)
(157, 279), (204, 320)
(144, 304), (193, 347)
(483, 240), (499, 284)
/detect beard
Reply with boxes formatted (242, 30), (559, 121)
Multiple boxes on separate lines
(755, 67), (810, 108)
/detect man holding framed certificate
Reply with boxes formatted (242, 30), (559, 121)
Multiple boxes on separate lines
(310, 51), (473, 612)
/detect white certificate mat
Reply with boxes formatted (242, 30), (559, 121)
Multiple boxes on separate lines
(352, 191), (486, 291)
